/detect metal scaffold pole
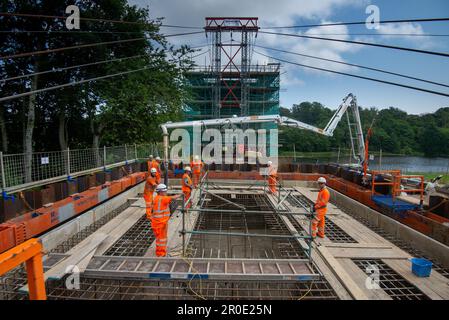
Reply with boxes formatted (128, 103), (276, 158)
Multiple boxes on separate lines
(0, 151), (6, 192)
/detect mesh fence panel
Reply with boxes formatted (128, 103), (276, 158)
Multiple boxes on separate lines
(0, 144), (156, 191)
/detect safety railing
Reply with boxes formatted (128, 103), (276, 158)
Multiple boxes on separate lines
(371, 170), (424, 205)
(0, 143), (163, 195)
(0, 238), (46, 300)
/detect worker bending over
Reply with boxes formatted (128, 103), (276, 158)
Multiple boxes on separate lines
(150, 156), (162, 182)
(182, 166), (193, 208)
(267, 161), (278, 194)
(143, 168), (160, 219)
(151, 184), (181, 257)
(190, 155), (203, 188)
(312, 177), (330, 238)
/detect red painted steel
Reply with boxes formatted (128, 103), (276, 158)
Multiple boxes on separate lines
(0, 172), (146, 254)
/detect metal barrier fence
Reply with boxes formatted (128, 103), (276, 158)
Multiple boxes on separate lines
(0, 144), (163, 194)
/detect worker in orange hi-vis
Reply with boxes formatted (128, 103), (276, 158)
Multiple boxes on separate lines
(182, 166), (193, 208)
(150, 156), (162, 182)
(190, 155), (203, 188)
(143, 168), (160, 220)
(312, 177), (330, 239)
(151, 184), (181, 257)
(267, 161), (278, 194)
(147, 155), (154, 173)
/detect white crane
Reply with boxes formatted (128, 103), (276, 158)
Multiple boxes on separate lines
(160, 94), (366, 175)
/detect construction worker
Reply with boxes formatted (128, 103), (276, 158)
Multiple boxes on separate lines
(312, 177), (330, 239)
(150, 156), (162, 182)
(190, 155), (203, 188)
(143, 168), (160, 219)
(182, 166), (193, 208)
(151, 184), (181, 257)
(267, 161), (278, 194)
(147, 155), (153, 173)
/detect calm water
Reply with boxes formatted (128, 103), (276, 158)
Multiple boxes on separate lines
(293, 156), (449, 173)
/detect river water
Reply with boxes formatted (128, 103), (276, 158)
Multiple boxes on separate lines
(293, 156), (449, 173)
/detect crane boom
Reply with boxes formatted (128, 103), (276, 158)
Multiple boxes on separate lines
(161, 94), (367, 166)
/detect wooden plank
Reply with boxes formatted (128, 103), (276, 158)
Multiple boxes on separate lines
(65, 205), (140, 255)
(384, 259), (449, 300)
(324, 243), (392, 249)
(317, 246), (369, 300)
(328, 247), (410, 259)
(46, 233), (108, 280)
(337, 258), (392, 300)
(310, 249), (353, 300)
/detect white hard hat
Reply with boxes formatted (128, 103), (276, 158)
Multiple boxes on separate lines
(150, 168), (157, 173)
(267, 161), (273, 166)
(317, 177), (327, 184)
(155, 156), (161, 161)
(194, 155), (199, 160)
(156, 184), (167, 192)
(184, 166), (192, 172)
(149, 154), (153, 158)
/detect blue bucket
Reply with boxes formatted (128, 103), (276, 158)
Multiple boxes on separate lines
(411, 258), (432, 277)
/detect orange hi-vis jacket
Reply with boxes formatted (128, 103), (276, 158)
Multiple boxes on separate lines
(152, 195), (173, 223)
(315, 187), (330, 216)
(150, 160), (161, 174)
(182, 173), (193, 193)
(143, 175), (159, 197)
(191, 160), (203, 174)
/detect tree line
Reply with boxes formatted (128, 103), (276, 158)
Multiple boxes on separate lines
(279, 102), (449, 157)
(0, 0), (194, 157)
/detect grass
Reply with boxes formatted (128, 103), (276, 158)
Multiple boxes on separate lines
(405, 172), (449, 184)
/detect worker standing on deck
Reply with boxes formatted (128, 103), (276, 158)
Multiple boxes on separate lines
(150, 156), (162, 182)
(151, 184), (181, 257)
(312, 177), (330, 239)
(182, 166), (193, 208)
(147, 155), (153, 173)
(191, 155), (203, 188)
(267, 161), (278, 194)
(143, 168), (160, 219)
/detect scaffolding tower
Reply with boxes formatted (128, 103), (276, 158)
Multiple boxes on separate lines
(184, 18), (280, 120)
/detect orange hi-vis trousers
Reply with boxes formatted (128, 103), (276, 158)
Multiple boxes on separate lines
(143, 193), (154, 219)
(268, 175), (277, 194)
(183, 190), (191, 208)
(151, 219), (168, 257)
(312, 211), (326, 238)
(192, 172), (201, 187)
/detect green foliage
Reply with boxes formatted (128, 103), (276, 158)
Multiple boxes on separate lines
(280, 104), (449, 158)
(0, 0), (194, 152)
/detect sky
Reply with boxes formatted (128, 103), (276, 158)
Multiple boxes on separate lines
(129, 0), (449, 114)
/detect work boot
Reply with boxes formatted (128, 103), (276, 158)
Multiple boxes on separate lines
(317, 233), (325, 239)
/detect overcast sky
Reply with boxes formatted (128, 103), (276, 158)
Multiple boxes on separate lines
(129, 0), (449, 114)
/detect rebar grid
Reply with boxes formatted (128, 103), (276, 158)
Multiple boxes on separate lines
(332, 199), (449, 278)
(103, 216), (154, 257)
(188, 193), (307, 259)
(287, 194), (357, 243)
(0, 199), (136, 300)
(45, 277), (338, 300)
(51, 201), (134, 254)
(352, 259), (430, 300)
(0, 267), (28, 300)
(324, 219), (358, 243)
